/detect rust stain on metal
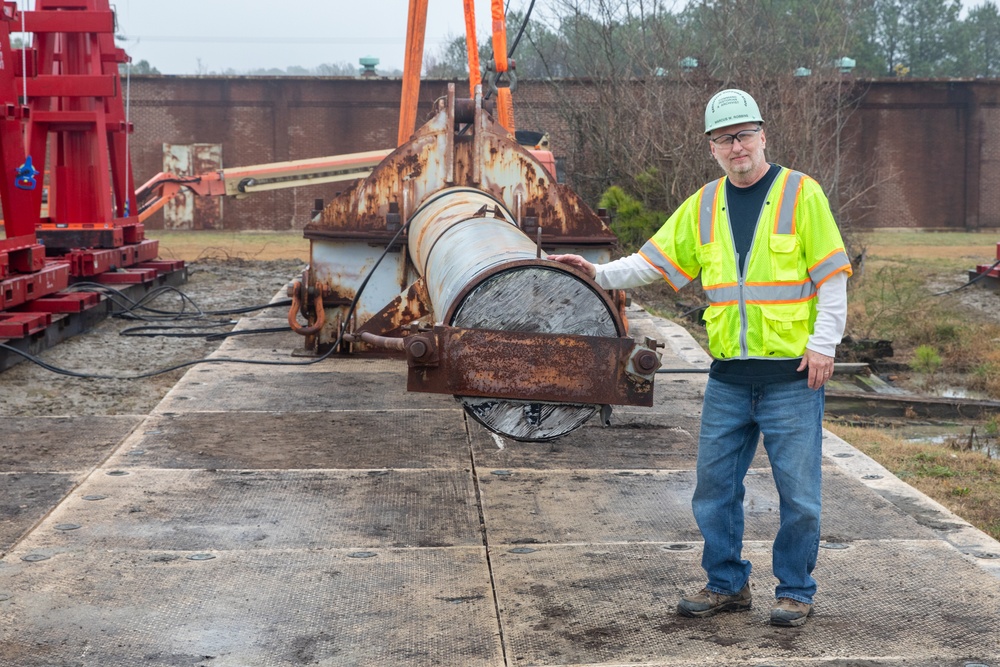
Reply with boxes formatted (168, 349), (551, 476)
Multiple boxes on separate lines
(287, 282), (327, 337)
(407, 326), (654, 407)
(355, 278), (433, 338)
(304, 87), (615, 244)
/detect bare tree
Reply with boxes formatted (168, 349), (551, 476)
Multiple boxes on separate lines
(515, 0), (878, 257)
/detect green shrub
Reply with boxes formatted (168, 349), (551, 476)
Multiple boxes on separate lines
(599, 186), (667, 253)
(913, 345), (942, 374)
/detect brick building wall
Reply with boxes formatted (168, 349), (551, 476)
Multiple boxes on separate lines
(130, 77), (461, 231)
(126, 75), (1000, 232)
(845, 80), (999, 230)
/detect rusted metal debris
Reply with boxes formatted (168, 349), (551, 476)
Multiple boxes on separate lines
(405, 326), (657, 406)
(826, 390), (1000, 421)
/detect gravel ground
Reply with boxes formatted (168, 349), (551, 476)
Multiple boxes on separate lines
(0, 259), (305, 417)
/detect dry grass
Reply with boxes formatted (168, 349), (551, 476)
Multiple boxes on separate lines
(147, 230), (309, 262)
(826, 423), (1000, 541)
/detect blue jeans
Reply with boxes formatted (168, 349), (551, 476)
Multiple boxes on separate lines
(692, 377), (824, 604)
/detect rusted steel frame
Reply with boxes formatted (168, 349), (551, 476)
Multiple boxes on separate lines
(442, 258), (626, 335)
(472, 85), (483, 185)
(405, 326), (654, 407)
(354, 278), (433, 337)
(444, 84), (456, 184)
(306, 84), (616, 244)
(287, 281), (326, 336)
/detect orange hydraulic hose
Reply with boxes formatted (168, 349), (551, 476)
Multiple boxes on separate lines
(398, 0), (429, 147)
(463, 0), (481, 97)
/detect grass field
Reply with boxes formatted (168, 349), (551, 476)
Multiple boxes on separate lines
(148, 230), (310, 262)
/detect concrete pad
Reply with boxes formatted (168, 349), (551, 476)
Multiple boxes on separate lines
(490, 541), (1000, 666)
(0, 546), (503, 667)
(156, 366), (457, 413)
(0, 473), (79, 553)
(478, 466), (933, 546)
(472, 410), (711, 471)
(216, 316), (297, 350)
(25, 468), (482, 551)
(0, 415), (142, 472)
(108, 409), (470, 470)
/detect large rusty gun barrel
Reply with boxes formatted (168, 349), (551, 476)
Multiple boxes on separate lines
(299, 84), (660, 441)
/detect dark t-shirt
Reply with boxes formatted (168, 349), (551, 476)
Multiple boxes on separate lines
(708, 163), (808, 385)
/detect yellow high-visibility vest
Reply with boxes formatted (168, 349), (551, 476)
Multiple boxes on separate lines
(639, 167), (852, 360)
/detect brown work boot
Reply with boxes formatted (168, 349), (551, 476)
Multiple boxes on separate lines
(769, 598), (814, 627)
(676, 584), (751, 618)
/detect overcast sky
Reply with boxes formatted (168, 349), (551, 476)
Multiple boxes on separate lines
(12, 0), (992, 75)
(113, 0), (538, 75)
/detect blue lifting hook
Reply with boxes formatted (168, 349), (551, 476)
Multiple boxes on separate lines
(15, 155), (39, 190)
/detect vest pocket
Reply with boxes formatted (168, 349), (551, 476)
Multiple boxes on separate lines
(702, 303), (738, 359)
(768, 234), (801, 281)
(696, 241), (725, 287)
(759, 302), (810, 357)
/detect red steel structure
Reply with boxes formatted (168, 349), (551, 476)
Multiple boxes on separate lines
(0, 0), (178, 341)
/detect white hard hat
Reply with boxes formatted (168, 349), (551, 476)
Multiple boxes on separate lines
(705, 89), (764, 134)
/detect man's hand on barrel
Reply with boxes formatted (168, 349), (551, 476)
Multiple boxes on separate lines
(547, 254), (597, 280)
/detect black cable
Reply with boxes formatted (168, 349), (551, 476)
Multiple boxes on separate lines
(69, 280), (292, 321)
(1, 215), (416, 380)
(68, 282), (205, 320)
(204, 326), (291, 342)
(506, 0), (535, 62)
(119, 322), (236, 337)
(932, 257), (1000, 296)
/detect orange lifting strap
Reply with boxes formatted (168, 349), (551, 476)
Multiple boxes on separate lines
(463, 0), (481, 97)
(398, 0), (429, 146)
(489, 0), (515, 132)
(490, 0), (508, 73)
(497, 87), (515, 132)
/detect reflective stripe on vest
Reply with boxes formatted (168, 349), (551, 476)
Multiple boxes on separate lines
(699, 178), (723, 245)
(703, 280), (815, 306)
(773, 171), (805, 234)
(639, 240), (695, 290)
(698, 170), (805, 244)
(697, 169), (819, 309)
(810, 248), (853, 287)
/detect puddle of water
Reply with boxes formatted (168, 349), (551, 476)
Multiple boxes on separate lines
(832, 418), (1000, 459)
(940, 386), (989, 400)
(902, 426), (1000, 459)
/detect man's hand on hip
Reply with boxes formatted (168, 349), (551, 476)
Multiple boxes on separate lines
(798, 349), (835, 390)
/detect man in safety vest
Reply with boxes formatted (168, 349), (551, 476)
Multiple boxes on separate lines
(549, 88), (851, 628)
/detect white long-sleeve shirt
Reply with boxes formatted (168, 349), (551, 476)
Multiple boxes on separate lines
(594, 253), (848, 358)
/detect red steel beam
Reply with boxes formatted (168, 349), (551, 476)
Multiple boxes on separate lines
(22, 9), (113, 32)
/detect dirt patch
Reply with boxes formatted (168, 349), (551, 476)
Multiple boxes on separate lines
(927, 271), (1000, 325)
(0, 259), (305, 417)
